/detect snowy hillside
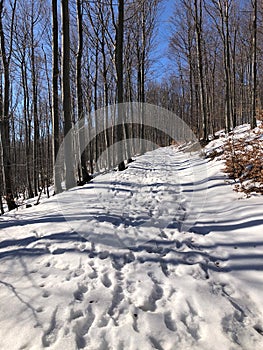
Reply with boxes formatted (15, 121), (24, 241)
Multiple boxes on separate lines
(0, 146), (263, 350)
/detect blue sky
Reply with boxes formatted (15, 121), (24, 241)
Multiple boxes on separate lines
(150, 0), (175, 81)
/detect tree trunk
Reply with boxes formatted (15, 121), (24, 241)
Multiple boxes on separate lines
(251, 0), (257, 129)
(223, 1), (233, 132)
(116, 0), (126, 171)
(101, 15), (111, 169)
(52, 0), (62, 194)
(31, 14), (40, 196)
(61, 0), (75, 189)
(194, 0), (208, 141)
(76, 0), (90, 183)
(0, 0), (17, 211)
(21, 55), (34, 198)
(0, 190), (4, 215)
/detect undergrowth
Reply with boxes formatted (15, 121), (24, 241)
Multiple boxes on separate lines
(223, 123), (263, 196)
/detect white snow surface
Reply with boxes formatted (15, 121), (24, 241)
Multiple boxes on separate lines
(0, 146), (263, 350)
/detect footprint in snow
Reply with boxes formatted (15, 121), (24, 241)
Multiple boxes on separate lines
(73, 305), (95, 349)
(254, 324), (263, 336)
(77, 243), (87, 252)
(69, 309), (84, 320)
(183, 252), (204, 265)
(73, 284), (88, 302)
(88, 268), (98, 279)
(42, 308), (59, 347)
(149, 336), (165, 350)
(108, 284), (124, 319)
(101, 273), (112, 288)
(97, 315), (110, 328)
(73, 268), (85, 277)
(139, 274), (164, 312)
(42, 291), (51, 298)
(98, 251), (109, 260)
(164, 311), (177, 332)
(180, 301), (202, 341)
(160, 261), (170, 277)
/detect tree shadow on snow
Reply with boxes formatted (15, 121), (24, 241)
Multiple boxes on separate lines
(1, 231), (263, 273)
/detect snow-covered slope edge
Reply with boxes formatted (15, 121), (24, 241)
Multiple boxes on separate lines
(0, 146), (263, 350)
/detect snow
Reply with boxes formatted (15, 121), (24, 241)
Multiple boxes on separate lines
(0, 145), (263, 350)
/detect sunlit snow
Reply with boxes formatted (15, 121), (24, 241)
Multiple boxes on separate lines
(0, 142), (263, 350)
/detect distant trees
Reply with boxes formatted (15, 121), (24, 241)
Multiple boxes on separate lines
(0, 0), (162, 212)
(1, 0), (262, 212)
(166, 0), (263, 138)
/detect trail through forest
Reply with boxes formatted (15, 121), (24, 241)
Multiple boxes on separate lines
(0, 146), (263, 350)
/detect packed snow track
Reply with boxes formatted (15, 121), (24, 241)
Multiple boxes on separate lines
(0, 147), (263, 350)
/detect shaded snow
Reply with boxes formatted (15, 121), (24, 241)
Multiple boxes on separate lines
(0, 146), (263, 350)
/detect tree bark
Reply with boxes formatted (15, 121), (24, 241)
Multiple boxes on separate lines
(52, 0), (62, 194)
(0, 0), (17, 211)
(194, 0), (208, 141)
(30, 3), (40, 196)
(21, 54), (34, 198)
(61, 0), (75, 189)
(251, 0), (257, 129)
(76, 0), (90, 183)
(116, 0), (127, 170)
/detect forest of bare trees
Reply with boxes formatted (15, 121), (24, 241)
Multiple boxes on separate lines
(154, 0), (262, 136)
(0, 0), (262, 212)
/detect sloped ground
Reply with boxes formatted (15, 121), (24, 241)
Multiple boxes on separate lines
(0, 146), (263, 350)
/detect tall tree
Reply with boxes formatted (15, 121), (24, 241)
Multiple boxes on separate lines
(116, 0), (124, 106)
(113, 0), (126, 170)
(61, 0), (75, 189)
(207, 0), (234, 132)
(251, 0), (257, 128)
(29, 1), (41, 196)
(76, 0), (90, 184)
(52, 0), (62, 193)
(194, 0), (208, 141)
(0, 0), (17, 211)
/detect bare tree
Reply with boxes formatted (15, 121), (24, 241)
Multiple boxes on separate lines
(194, 0), (208, 141)
(61, 0), (75, 189)
(0, 0), (17, 211)
(52, 0), (62, 194)
(76, 0), (90, 184)
(111, 0), (126, 170)
(206, 0), (234, 132)
(251, 0), (257, 128)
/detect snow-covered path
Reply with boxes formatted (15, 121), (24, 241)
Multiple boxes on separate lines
(0, 147), (263, 350)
